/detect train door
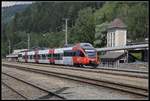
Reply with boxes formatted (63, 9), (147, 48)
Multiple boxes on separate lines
(54, 48), (63, 65)
(38, 50), (49, 64)
(48, 49), (54, 64)
(78, 50), (85, 64)
(72, 49), (85, 65)
(34, 49), (39, 63)
(25, 51), (28, 63)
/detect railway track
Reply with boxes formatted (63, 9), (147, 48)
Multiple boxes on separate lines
(2, 72), (66, 100)
(2, 81), (27, 100)
(2, 63), (148, 97)
(5, 62), (148, 79)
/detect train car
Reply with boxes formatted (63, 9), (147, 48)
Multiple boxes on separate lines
(18, 43), (100, 67)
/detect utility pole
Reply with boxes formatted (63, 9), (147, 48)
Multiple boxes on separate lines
(8, 40), (11, 54)
(28, 33), (30, 50)
(63, 18), (69, 46)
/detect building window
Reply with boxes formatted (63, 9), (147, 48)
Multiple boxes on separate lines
(113, 32), (115, 47)
(110, 32), (112, 47)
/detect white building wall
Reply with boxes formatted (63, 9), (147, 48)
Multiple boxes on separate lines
(115, 29), (126, 47)
(107, 30), (116, 47)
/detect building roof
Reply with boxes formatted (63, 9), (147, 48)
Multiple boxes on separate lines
(101, 52), (124, 59)
(100, 51), (127, 62)
(96, 44), (148, 51)
(108, 18), (127, 29)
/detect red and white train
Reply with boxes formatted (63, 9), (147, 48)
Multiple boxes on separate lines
(18, 43), (100, 67)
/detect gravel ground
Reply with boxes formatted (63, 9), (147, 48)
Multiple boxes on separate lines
(2, 84), (25, 100)
(6, 63), (147, 89)
(2, 73), (48, 100)
(98, 62), (148, 71)
(2, 66), (147, 100)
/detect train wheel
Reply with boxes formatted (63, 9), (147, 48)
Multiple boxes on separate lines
(74, 63), (80, 67)
(93, 64), (98, 68)
(82, 65), (86, 68)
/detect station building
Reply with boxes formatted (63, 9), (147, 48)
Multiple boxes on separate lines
(99, 18), (148, 67)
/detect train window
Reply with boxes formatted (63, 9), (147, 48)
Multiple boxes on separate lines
(55, 54), (57, 59)
(18, 54), (22, 57)
(85, 50), (96, 58)
(64, 51), (75, 56)
(22, 55), (24, 59)
(75, 50), (84, 57)
(45, 54), (48, 59)
(53, 54), (62, 60)
(32, 55), (34, 59)
(30, 55), (32, 59)
(75, 51), (80, 56)
(59, 53), (63, 60)
(79, 51), (85, 57)
(53, 54), (57, 59)
(48, 54), (52, 59)
(42, 54), (46, 60)
(56, 54), (59, 59)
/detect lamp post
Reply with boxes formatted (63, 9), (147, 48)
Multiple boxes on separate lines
(63, 18), (69, 46)
(27, 33), (30, 50)
(8, 40), (11, 54)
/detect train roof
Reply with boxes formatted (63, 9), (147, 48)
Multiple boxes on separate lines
(79, 43), (94, 49)
(18, 43), (95, 53)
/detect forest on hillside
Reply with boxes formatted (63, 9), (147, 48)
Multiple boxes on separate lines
(1, 1), (149, 57)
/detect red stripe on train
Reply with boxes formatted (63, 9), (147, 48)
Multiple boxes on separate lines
(49, 49), (54, 63)
(35, 49), (39, 63)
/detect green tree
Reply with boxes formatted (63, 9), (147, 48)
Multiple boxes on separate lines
(94, 1), (148, 43)
(94, 22), (109, 47)
(70, 7), (96, 44)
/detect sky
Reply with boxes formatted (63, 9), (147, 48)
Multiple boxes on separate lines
(2, 1), (33, 7)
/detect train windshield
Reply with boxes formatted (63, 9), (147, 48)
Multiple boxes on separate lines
(85, 50), (96, 58)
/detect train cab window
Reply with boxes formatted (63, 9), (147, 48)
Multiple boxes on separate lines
(76, 50), (85, 57)
(79, 51), (85, 57)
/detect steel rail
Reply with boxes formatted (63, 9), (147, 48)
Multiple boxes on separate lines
(5, 62), (148, 79)
(15, 62), (149, 74)
(3, 64), (148, 97)
(2, 72), (66, 100)
(2, 81), (28, 100)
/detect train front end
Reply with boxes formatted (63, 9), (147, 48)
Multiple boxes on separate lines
(84, 49), (100, 67)
(79, 43), (100, 67)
